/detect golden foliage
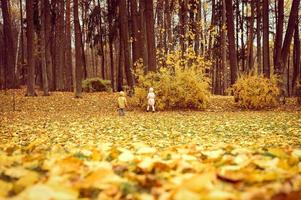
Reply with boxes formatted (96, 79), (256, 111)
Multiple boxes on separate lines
(230, 74), (280, 109)
(0, 90), (301, 199)
(133, 48), (211, 110)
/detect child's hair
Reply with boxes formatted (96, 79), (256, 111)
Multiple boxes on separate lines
(149, 87), (154, 92)
(119, 91), (125, 96)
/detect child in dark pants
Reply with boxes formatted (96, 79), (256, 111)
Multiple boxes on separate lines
(117, 91), (127, 116)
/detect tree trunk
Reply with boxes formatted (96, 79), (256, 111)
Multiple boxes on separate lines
(179, 0), (187, 55)
(0, 28), (4, 89)
(65, 0), (73, 91)
(139, 0), (148, 71)
(240, 1), (245, 72)
(188, 0), (196, 48)
(164, 0), (173, 53)
(280, 0), (300, 74)
(97, 0), (105, 80)
(54, 0), (65, 90)
(1, 0), (15, 89)
(25, 0), (37, 96)
(74, 0), (83, 97)
(225, 0), (238, 85)
(256, 0), (262, 74)
(145, 0), (157, 71)
(119, 0), (134, 88)
(246, 1), (255, 72)
(156, 0), (164, 50)
(274, 0), (284, 74)
(40, 0), (49, 95)
(117, 37), (124, 92)
(81, 1), (88, 79)
(130, 0), (142, 69)
(262, 0), (270, 78)
(292, 22), (300, 95)
(220, 0), (227, 94)
(44, 0), (54, 90)
(194, 0), (201, 55)
(108, 0), (115, 91)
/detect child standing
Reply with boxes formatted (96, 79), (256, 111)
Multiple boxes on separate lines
(117, 91), (127, 116)
(147, 87), (155, 112)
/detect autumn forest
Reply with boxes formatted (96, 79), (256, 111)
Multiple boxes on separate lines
(0, 0), (300, 96)
(1, 0), (301, 199)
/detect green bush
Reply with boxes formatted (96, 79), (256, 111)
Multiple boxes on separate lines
(229, 75), (280, 109)
(82, 78), (111, 92)
(132, 49), (211, 110)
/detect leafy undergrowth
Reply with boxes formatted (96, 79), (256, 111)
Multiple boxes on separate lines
(0, 89), (301, 200)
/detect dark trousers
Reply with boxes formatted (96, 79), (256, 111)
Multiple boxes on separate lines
(118, 108), (125, 116)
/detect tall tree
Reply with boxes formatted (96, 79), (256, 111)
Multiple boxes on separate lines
(44, 0), (54, 90)
(225, 0), (238, 85)
(256, 0), (262, 74)
(130, 0), (141, 67)
(0, 27), (4, 89)
(65, 0), (73, 91)
(1, 0), (15, 88)
(279, 0), (300, 75)
(292, 22), (300, 95)
(107, 0), (115, 91)
(117, 36), (124, 92)
(98, 0), (105, 79)
(145, 0), (157, 71)
(74, 0), (83, 97)
(54, 0), (65, 90)
(220, 0), (227, 94)
(179, 0), (187, 55)
(26, 0), (37, 96)
(119, 0), (134, 88)
(274, 0), (284, 74)
(246, 1), (255, 72)
(40, 0), (49, 95)
(164, 0), (173, 53)
(262, 0), (270, 78)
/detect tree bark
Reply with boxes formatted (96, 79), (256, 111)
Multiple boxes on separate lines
(225, 0), (238, 85)
(292, 22), (300, 95)
(119, 0), (134, 88)
(220, 0), (227, 94)
(130, 0), (141, 66)
(44, 0), (54, 90)
(108, 0), (115, 91)
(194, 0), (201, 55)
(54, 0), (65, 90)
(256, 0), (262, 74)
(0, 28), (4, 89)
(179, 0), (187, 55)
(74, 0), (83, 97)
(65, 0), (73, 91)
(246, 1), (255, 72)
(40, 0), (49, 95)
(1, 0), (15, 89)
(145, 0), (157, 71)
(164, 0), (173, 53)
(274, 0), (284, 74)
(280, 0), (300, 74)
(262, 0), (270, 78)
(117, 37), (124, 92)
(139, 0), (148, 71)
(25, 0), (37, 96)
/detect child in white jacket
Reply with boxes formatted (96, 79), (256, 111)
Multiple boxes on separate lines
(147, 87), (155, 112)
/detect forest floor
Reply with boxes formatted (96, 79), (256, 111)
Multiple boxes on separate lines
(0, 89), (301, 200)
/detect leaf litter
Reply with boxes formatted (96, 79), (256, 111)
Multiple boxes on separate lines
(0, 90), (301, 199)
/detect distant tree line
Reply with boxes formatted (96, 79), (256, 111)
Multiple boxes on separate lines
(0, 0), (300, 97)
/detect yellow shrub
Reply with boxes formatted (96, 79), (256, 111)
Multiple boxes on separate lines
(133, 49), (211, 110)
(230, 75), (280, 109)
